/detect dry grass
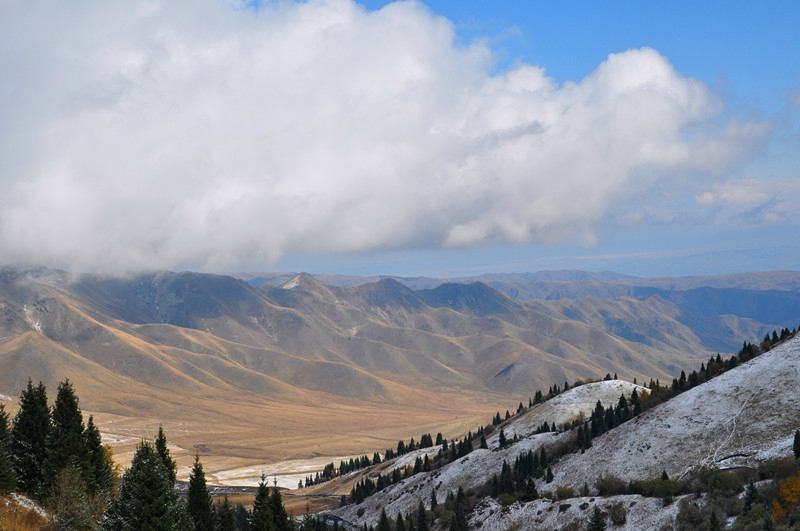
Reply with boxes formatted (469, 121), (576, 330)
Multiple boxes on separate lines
(0, 496), (50, 531)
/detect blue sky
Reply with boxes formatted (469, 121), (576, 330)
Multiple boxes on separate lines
(0, 0), (798, 278)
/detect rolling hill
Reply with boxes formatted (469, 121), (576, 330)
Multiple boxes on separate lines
(0, 266), (795, 485)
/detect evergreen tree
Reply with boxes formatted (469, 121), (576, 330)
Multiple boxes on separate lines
(377, 509), (392, 531)
(0, 442), (15, 494)
(0, 404), (10, 449)
(0, 404), (15, 494)
(269, 483), (291, 531)
(250, 474), (277, 531)
(47, 379), (90, 492)
(235, 503), (251, 531)
(498, 429), (506, 448)
(216, 495), (237, 531)
(479, 435), (488, 449)
(430, 488), (437, 510)
(545, 467), (553, 483)
(102, 441), (188, 531)
(708, 510), (721, 531)
(85, 416), (114, 496)
(416, 498), (429, 531)
(742, 482), (758, 515)
(794, 430), (800, 459)
(588, 506), (606, 531)
(448, 488), (468, 531)
(11, 379), (51, 497)
(188, 455), (214, 531)
(155, 425), (177, 486)
(394, 513), (405, 531)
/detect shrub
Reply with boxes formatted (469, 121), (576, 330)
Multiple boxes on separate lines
(595, 474), (627, 496)
(498, 493), (517, 505)
(607, 501), (627, 525)
(556, 486), (575, 500)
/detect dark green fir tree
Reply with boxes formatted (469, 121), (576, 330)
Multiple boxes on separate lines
(102, 441), (190, 531)
(85, 415), (114, 496)
(11, 379), (51, 498)
(215, 495), (237, 531)
(188, 455), (214, 531)
(46, 379), (90, 492)
(588, 506), (607, 531)
(377, 508), (392, 531)
(155, 424), (177, 486)
(793, 430), (800, 459)
(251, 474), (273, 531)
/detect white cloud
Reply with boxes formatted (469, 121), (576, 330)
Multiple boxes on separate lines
(0, 0), (769, 273)
(694, 178), (800, 225)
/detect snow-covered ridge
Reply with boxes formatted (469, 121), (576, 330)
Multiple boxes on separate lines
(330, 336), (800, 530)
(490, 380), (647, 446)
(553, 335), (800, 485)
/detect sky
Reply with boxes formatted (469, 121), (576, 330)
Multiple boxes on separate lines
(0, 1), (798, 278)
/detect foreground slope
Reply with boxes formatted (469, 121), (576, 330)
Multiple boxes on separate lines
(555, 335), (800, 485)
(327, 336), (800, 529)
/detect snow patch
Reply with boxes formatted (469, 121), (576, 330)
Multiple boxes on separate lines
(23, 304), (42, 332)
(281, 276), (301, 290)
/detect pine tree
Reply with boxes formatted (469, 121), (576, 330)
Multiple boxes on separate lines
(794, 430), (800, 459)
(0, 404), (10, 450)
(235, 503), (251, 531)
(11, 379), (51, 498)
(0, 404), (15, 494)
(708, 510), (721, 531)
(377, 509), (392, 531)
(46, 379), (90, 493)
(188, 455), (214, 531)
(0, 441), (16, 494)
(85, 416), (114, 496)
(588, 506), (606, 531)
(269, 483), (291, 531)
(394, 513), (405, 531)
(102, 441), (188, 531)
(430, 488), (437, 510)
(215, 495), (237, 531)
(416, 498), (429, 531)
(498, 429), (507, 448)
(251, 474), (274, 531)
(742, 482), (758, 515)
(155, 425), (177, 486)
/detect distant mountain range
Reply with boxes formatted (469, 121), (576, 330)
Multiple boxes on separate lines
(0, 267), (797, 474)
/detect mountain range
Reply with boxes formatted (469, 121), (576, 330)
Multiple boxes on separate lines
(0, 266), (797, 483)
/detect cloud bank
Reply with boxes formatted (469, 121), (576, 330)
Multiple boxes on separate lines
(0, 0), (768, 272)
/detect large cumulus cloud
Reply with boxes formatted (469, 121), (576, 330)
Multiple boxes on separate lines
(0, 0), (767, 272)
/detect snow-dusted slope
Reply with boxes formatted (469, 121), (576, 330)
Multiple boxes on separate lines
(489, 380), (647, 446)
(470, 494), (683, 531)
(329, 337), (800, 530)
(553, 335), (800, 487)
(333, 380), (645, 527)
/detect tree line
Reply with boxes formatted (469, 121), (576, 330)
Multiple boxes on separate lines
(0, 378), (295, 531)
